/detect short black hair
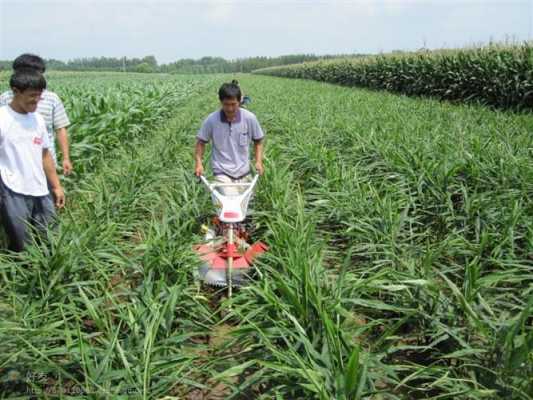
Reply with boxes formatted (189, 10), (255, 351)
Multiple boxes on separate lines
(13, 54), (46, 73)
(10, 68), (47, 92)
(218, 82), (241, 101)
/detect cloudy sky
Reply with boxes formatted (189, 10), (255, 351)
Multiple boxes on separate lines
(0, 0), (531, 64)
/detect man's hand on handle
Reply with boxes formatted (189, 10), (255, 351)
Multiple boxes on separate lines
(195, 163), (204, 177)
(255, 161), (264, 176)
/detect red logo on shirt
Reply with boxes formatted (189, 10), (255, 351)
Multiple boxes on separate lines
(33, 137), (43, 145)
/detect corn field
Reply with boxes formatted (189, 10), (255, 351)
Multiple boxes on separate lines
(254, 43), (533, 111)
(0, 71), (531, 399)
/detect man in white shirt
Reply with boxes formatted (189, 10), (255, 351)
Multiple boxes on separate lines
(0, 54), (73, 175)
(0, 68), (65, 252)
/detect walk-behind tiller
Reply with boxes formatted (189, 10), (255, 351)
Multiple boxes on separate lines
(193, 175), (268, 298)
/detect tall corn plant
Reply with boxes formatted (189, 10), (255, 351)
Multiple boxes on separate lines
(255, 43), (533, 111)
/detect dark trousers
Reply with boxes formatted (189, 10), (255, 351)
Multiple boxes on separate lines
(0, 177), (55, 252)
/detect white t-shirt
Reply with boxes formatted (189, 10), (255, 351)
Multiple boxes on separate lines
(0, 105), (51, 196)
(0, 90), (70, 165)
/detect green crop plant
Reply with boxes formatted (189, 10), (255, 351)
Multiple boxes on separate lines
(255, 43), (533, 111)
(0, 71), (531, 399)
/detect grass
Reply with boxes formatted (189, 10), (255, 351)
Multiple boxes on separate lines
(0, 72), (531, 399)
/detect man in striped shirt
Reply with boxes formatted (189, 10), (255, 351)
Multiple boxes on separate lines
(0, 54), (73, 176)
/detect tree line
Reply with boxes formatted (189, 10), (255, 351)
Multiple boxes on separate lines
(0, 54), (366, 74)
